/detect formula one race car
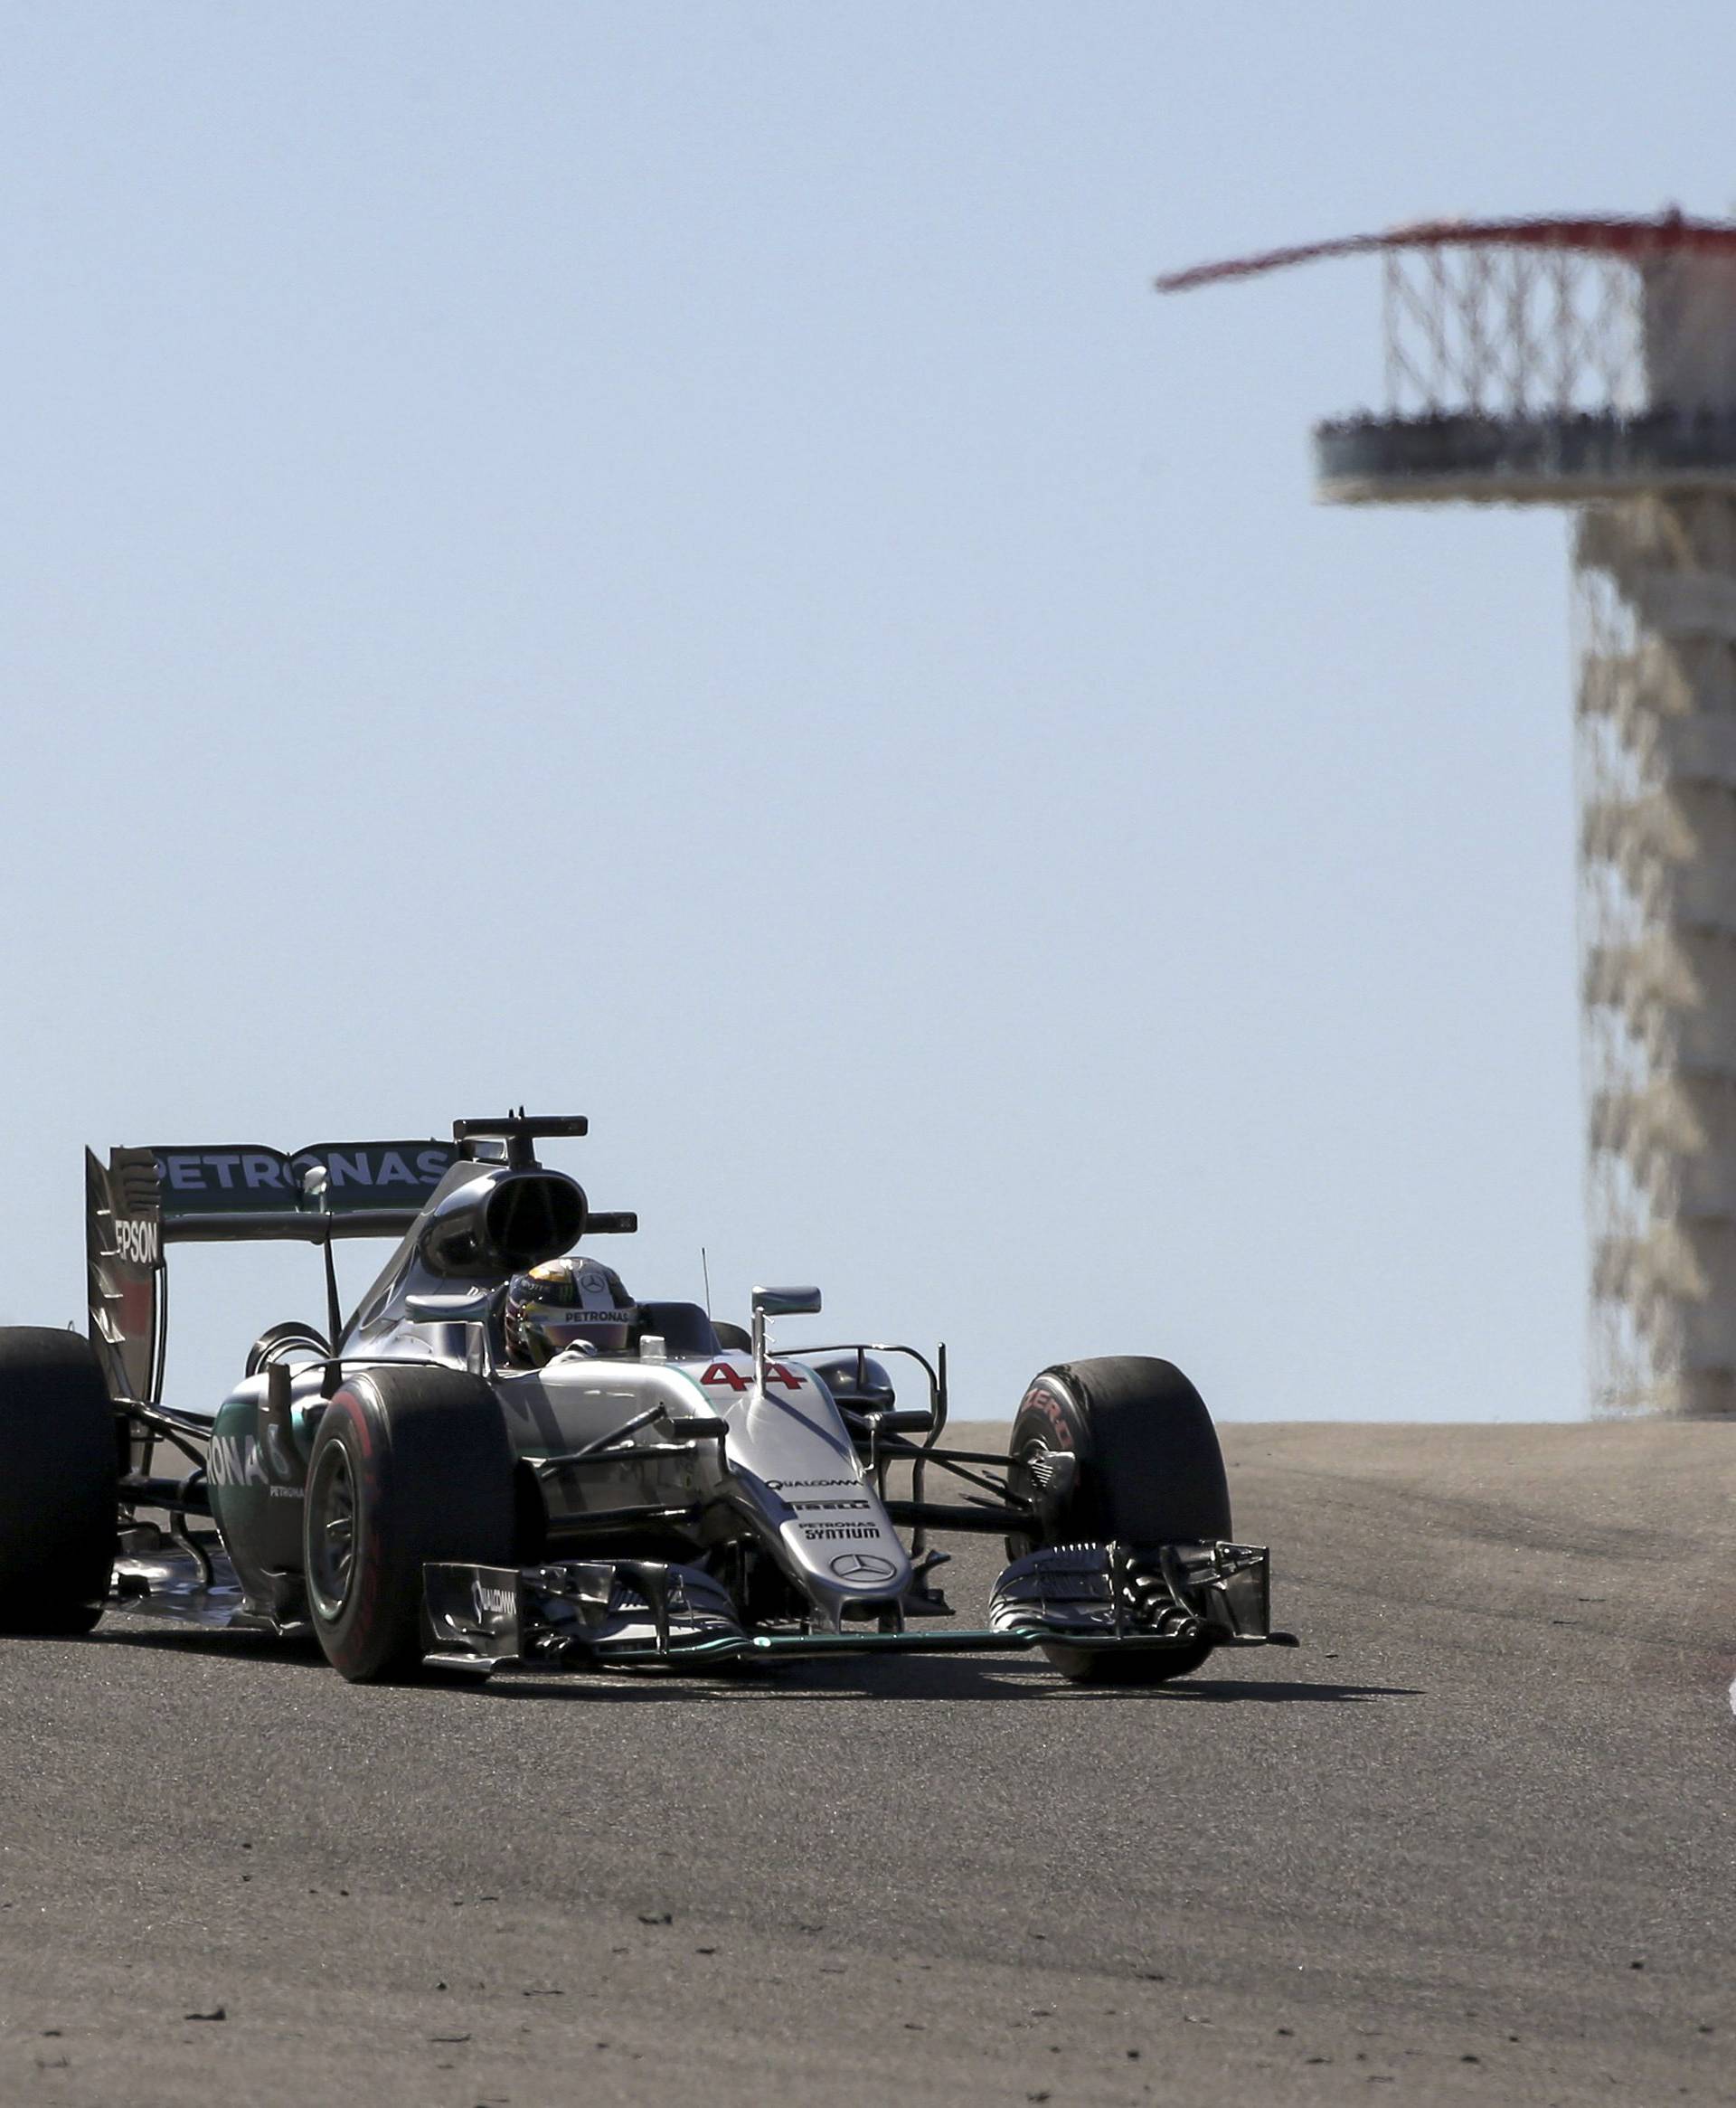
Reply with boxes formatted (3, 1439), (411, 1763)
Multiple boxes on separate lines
(0, 1114), (1293, 1685)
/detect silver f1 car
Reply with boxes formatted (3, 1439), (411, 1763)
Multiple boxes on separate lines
(0, 1114), (1294, 1685)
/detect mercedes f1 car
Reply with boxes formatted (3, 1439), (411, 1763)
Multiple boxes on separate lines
(0, 1114), (1293, 1684)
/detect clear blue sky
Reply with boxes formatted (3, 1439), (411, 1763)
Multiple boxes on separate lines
(3, 3), (1726, 1421)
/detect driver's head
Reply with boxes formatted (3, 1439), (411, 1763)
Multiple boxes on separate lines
(504, 1256), (637, 1366)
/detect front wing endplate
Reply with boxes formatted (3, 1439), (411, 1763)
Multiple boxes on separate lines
(988, 1540), (1276, 1650)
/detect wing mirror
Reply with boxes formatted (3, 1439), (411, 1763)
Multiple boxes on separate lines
(749, 1285), (821, 1390)
(750, 1286), (821, 1319)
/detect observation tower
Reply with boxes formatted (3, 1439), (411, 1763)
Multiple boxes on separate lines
(1158, 213), (1736, 1417)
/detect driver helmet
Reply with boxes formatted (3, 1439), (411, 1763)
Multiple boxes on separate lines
(504, 1256), (637, 1366)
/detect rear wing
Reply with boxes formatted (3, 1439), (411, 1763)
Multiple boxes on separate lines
(146, 1140), (458, 1243)
(85, 1139), (459, 1406)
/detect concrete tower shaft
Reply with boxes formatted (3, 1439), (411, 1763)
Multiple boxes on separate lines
(1579, 491), (1736, 1414)
(1158, 214), (1736, 1415)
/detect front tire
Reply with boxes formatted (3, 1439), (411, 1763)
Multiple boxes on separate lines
(303, 1366), (515, 1682)
(1007, 1356), (1231, 1686)
(0, 1328), (118, 1635)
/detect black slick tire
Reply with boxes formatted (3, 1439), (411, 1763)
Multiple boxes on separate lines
(1007, 1355), (1231, 1686)
(0, 1328), (118, 1635)
(303, 1366), (515, 1683)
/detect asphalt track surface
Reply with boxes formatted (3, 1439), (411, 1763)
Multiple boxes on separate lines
(2, 1420), (1732, 2107)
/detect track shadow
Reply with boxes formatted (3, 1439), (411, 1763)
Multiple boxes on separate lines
(1145, 1677), (1420, 1704)
(86, 1620), (328, 1668)
(83, 1618), (1418, 1707)
(483, 1653), (1420, 1706)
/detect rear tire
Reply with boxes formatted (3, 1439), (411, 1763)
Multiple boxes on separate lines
(1007, 1356), (1230, 1686)
(0, 1328), (118, 1635)
(303, 1366), (515, 1682)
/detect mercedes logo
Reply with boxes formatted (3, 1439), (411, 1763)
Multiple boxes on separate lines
(830, 1551), (898, 1583)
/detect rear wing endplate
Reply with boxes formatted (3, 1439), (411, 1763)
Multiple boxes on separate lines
(86, 1147), (165, 1408)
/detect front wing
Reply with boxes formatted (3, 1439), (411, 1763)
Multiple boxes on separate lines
(422, 1540), (1297, 1674)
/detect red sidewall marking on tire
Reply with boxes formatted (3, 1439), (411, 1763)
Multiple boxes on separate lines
(333, 1388), (374, 1460)
(1018, 1385), (1074, 1454)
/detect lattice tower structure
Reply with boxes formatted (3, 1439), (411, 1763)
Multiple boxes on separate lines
(1158, 215), (1736, 1416)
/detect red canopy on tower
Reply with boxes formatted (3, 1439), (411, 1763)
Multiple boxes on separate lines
(1155, 213), (1736, 296)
